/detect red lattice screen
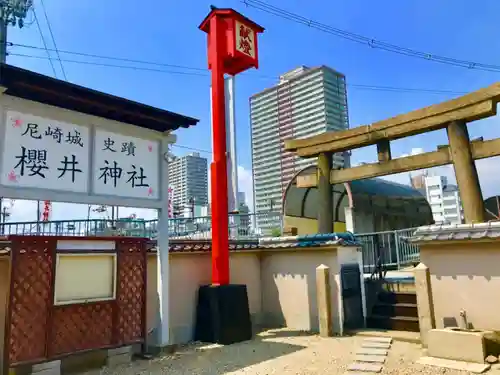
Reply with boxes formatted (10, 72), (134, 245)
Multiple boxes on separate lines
(115, 239), (147, 345)
(6, 236), (56, 365)
(49, 302), (114, 356)
(4, 236), (148, 368)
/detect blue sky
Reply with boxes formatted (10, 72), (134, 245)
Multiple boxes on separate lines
(4, 0), (500, 222)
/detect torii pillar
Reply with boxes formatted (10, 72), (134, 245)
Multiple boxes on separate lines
(447, 120), (485, 223)
(317, 152), (333, 233)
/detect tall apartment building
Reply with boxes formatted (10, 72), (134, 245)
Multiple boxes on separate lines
(250, 66), (350, 233)
(168, 152), (208, 209)
(424, 175), (463, 224)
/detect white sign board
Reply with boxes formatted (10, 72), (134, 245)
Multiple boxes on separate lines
(93, 130), (159, 199)
(1, 111), (90, 192)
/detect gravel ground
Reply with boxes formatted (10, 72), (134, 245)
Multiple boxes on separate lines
(80, 329), (473, 375)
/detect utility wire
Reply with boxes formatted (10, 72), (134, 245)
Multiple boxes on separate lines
(38, 0), (67, 80)
(9, 51), (467, 95)
(172, 144), (212, 154)
(9, 53), (209, 77)
(242, 0), (500, 73)
(11, 42), (208, 72)
(32, 9), (57, 78)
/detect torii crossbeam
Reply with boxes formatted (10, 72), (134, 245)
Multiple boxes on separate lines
(284, 83), (500, 229)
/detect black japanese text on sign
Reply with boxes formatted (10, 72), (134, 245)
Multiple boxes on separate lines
(13, 122), (84, 182)
(98, 136), (149, 188)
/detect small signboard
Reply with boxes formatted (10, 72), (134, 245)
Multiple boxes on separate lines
(1, 111), (90, 192)
(93, 129), (159, 199)
(235, 20), (256, 58)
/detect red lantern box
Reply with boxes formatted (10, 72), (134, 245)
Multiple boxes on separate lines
(199, 7), (265, 75)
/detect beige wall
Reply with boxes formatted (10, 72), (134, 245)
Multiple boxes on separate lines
(0, 258), (10, 370)
(260, 249), (340, 332)
(146, 245), (363, 345)
(284, 216), (347, 235)
(0, 246), (363, 357)
(147, 251), (262, 344)
(420, 241), (500, 330)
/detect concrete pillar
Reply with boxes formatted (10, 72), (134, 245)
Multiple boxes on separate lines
(316, 264), (333, 337)
(154, 134), (176, 348)
(317, 152), (333, 233)
(414, 263), (436, 347)
(447, 121), (485, 223)
(107, 346), (133, 367)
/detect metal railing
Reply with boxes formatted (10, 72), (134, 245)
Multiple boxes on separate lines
(0, 211), (283, 240)
(0, 214), (420, 270)
(356, 228), (420, 272)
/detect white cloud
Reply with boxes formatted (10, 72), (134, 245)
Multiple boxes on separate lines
(237, 165), (254, 211)
(207, 164), (254, 212)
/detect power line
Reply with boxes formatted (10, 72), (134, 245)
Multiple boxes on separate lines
(11, 42), (208, 72)
(242, 0), (500, 73)
(32, 9), (57, 77)
(9, 52), (209, 77)
(37, 0), (67, 80)
(9, 51), (467, 96)
(172, 144), (212, 154)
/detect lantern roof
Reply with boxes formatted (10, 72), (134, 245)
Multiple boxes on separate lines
(199, 6), (265, 33)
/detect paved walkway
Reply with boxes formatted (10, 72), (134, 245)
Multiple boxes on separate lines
(346, 336), (392, 374)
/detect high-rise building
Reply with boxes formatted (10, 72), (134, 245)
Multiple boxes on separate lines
(237, 191), (246, 205)
(424, 175), (463, 224)
(169, 152), (208, 208)
(250, 66), (350, 233)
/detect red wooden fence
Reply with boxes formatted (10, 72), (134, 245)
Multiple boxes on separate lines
(3, 235), (147, 368)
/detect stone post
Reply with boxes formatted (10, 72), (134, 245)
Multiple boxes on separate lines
(414, 263), (436, 347)
(317, 152), (333, 233)
(316, 264), (333, 337)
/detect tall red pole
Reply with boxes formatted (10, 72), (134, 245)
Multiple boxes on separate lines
(209, 16), (230, 286)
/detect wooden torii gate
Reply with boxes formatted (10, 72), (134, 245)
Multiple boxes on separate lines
(284, 83), (500, 232)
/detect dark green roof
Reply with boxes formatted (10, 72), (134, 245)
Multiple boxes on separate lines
(350, 178), (425, 198)
(283, 165), (433, 228)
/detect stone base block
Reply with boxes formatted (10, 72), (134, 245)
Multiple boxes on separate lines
(428, 328), (491, 363)
(107, 346), (132, 367)
(32, 360), (61, 375)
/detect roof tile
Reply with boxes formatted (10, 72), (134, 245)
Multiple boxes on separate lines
(410, 222), (500, 243)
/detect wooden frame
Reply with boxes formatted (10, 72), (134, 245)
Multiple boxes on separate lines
(3, 235), (148, 369)
(53, 253), (118, 306)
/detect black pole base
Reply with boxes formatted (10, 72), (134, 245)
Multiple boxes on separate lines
(194, 284), (252, 345)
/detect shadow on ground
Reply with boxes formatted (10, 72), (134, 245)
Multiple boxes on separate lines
(134, 330), (308, 374)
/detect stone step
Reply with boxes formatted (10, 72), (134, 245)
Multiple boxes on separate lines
(355, 355), (386, 363)
(367, 315), (420, 332)
(356, 348), (388, 356)
(378, 291), (417, 305)
(347, 362), (383, 373)
(361, 341), (391, 349)
(372, 302), (418, 318)
(363, 337), (392, 344)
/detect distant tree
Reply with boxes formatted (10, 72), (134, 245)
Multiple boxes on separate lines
(270, 227), (281, 237)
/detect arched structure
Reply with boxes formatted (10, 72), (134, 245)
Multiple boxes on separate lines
(283, 166), (433, 235)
